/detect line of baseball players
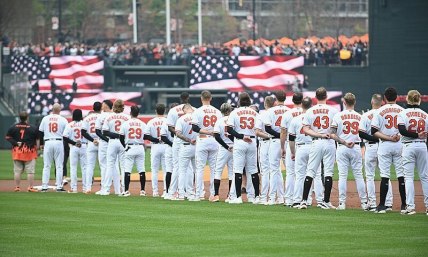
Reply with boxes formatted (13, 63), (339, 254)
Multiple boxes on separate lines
(36, 87), (428, 215)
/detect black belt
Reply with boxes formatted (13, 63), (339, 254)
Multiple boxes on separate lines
(128, 143), (144, 145)
(296, 142), (311, 146)
(312, 137), (329, 141)
(261, 138), (271, 141)
(183, 143), (191, 146)
(239, 136), (255, 139)
(45, 138), (62, 141)
(403, 141), (425, 144)
(338, 142), (360, 146)
(367, 141), (378, 145)
(152, 142), (164, 144)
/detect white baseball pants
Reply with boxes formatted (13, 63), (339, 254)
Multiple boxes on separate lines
(195, 137), (218, 198)
(69, 144), (87, 192)
(151, 143), (166, 195)
(42, 140), (64, 190)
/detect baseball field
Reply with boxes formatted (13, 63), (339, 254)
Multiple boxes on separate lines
(1, 150), (427, 256)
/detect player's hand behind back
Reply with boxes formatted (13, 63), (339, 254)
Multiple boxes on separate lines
(243, 135), (252, 143)
(418, 131), (427, 139)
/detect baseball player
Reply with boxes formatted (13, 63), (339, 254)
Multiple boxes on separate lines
(175, 104), (197, 200)
(119, 106), (150, 197)
(330, 93), (368, 210)
(299, 87), (339, 209)
(166, 92), (190, 199)
(145, 104), (168, 197)
(63, 109), (87, 193)
(264, 91), (290, 205)
(358, 94), (394, 211)
(191, 90), (222, 200)
(101, 100), (130, 195)
(160, 103), (178, 199)
(94, 100), (113, 195)
(280, 92), (303, 206)
(227, 92), (261, 204)
(371, 87), (406, 214)
(397, 90), (428, 215)
(255, 96), (275, 205)
(81, 102), (102, 194)
(212, 103), (235, 202)
(288, 97), (324, 208)
(5, 111), (39, 192)
(39, 103), (68, 192)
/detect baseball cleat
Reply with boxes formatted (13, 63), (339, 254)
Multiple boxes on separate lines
(225, 197), (230, 203)
(228, 197), (243, 204)
(119, 191), (131, 197)
(209, 195), (220, 202)
(336, 203), (346, 211)
(298, 202), (307, 209)
(84, 190), (91, 195)
(41, 188), (48, 192)
(188, 196), (201, 202)
(161, 191), (166, 198)
(385, 206), (393, 211)
(14, 186), (20, 192)
(139, 190), (146, 196)
(292, 203), (301, 209)
(401, 207), (416, 215)
(266, 199), (276, 206)
(62, 179), (69, 187)
(152, 192), (159, 197)
(276, 198), (285, 205)
(27, 187), (38, 193)
(252, 196), (262, 205)
(400, 204), (407, 214)
(361, 202), (368, 211)
(317, 202), (333, 209)
(375, 205), (387, 214)
(56, 188), (67, 192)
(98, 190), (110, 196)
(247, 197), (255, 203)
(426, 209), (428, 216)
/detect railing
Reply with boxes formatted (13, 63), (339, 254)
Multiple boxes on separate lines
(1, 73), (29, 114)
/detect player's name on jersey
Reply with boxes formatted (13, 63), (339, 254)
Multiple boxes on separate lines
(129, 121), (143, 126)
(236, 109), (257, 116)
(150, 120), (164, 126)
(405, 111), (427, 119)
(202, 108), (217, 114)
(84, 115), (98, 122)
(48, 117), (60, 122)
(312, 108), (330, 114)
(105, 114), (129, 121)
(379, 107), (402, 116)
(274, 109), (287, 115)
(367, 113), (374, 120)
(183, 116), (192, 123)
(340, 113), (361, 121)
(290, 111), (303, 117)
(68, 121), (81, 128)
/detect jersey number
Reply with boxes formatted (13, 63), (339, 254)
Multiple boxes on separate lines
(74, 128), (81, 140)
(156, 127), (161, 138)
(275, 116), (282, 127)
(409, 119), (426, 133)
(343, 121), (359, 135)
(385, 115), (398, 129)
(203, 115), (218, 127)
(239, 117), (255, 129)
(90, 122), (96, 133)
(313, 116), (329, 129)
(114, 120), (122, 132)
(49, 122), (58, 133)
(19, 129), (25, 139)
(128, 128), (142, 139)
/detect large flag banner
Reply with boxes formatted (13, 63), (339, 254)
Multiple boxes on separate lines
(189, 56), (304, 91)
(11, 56), (104, 93)
(227, 91), (343, 111)
(27, 92), (142, 116)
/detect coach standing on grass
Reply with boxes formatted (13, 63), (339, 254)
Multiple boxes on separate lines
(5, 111), (40, 192)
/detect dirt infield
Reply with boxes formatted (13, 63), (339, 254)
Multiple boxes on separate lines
(0, 178), (425, 212)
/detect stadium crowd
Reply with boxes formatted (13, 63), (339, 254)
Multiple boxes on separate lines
(3, 38), (368, 66)
(5, 87), (428, 215)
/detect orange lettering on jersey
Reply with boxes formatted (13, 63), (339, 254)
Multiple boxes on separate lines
(49, 117), (58, 121)
(406, 111), (427, 119)
(292, 111), (303, 117)
(184, 116), (192, 123)
(274, 109), (286, 115)
(313, 109), (329, 115)
(129, 121), (142, 127)
(203, 109), (217, 114)
(237, 109), (257, 116)
(340, 113), (361, 121)
(107, 114), (129, 122)
(379, 108), (402, 116)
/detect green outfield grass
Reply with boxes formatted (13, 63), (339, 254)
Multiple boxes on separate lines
(0, 149), (413, 181)
(0, 192), (427, 257)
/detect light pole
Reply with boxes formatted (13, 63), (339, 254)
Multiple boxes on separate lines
(198, 0), (202, 45)
(132, 0), (138, 43)
(166, 0), (171, 45)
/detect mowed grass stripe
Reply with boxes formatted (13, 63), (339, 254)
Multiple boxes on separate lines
(0, 193), (427, 257)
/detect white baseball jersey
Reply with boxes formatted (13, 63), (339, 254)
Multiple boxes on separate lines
(120, 118), (147, 145)
(166, 104), (185, 128)
(95, 112), (110, 131)
(82, 112), (100, 139)
(213, 116), (233, 145)
(102, 112), (131, 134)
(281, 107), (303, 131)
(160, 123), (173, 142)
(227, 106), (258, 136)
(331, 110), (362, 143)
(191, 105), (222, 133)
(265, 104), (290, 133)
(145, 117), (167, 141)
(398, 108), (428, 142)
(302, 104), (339, 134)
(255, 110), (269, 133)
(63, 121), (87, 143)
(39, 114), (68, 140)
(175, 113), (196, 143)
(288, 114), (312, 144)
(371, 103), (404, 136)
(358, 109), (378, 142)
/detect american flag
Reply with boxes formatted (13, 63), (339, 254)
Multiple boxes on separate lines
(27, 92), (142, 116)
(11, 56), (104, 93)
(227, 91), (344, 111)
(189, 55), (304, 91)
